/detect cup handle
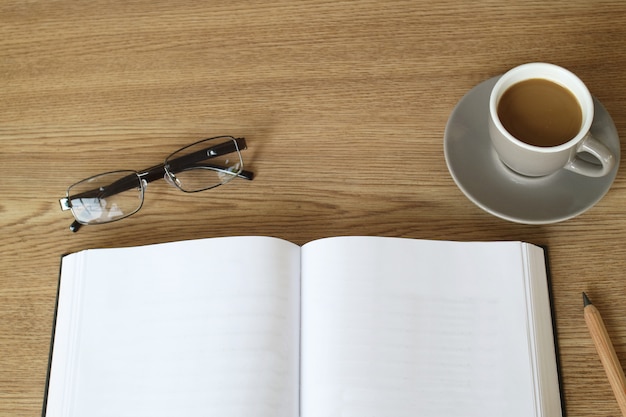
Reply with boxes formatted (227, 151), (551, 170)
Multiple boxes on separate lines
(564, 134), (616, 177)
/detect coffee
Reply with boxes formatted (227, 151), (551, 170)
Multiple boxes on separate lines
(497, 78), (582, 147)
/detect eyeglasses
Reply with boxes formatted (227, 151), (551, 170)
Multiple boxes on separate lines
(59, 136), (253, 232)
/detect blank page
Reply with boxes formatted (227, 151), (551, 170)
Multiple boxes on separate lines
(300, 237), (558, 417)
(46, 236), (301, 417)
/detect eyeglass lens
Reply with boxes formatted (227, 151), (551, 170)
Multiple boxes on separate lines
(67, 170), (144, 225)
(164, 136), (244, 192)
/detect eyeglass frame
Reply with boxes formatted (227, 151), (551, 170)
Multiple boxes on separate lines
(59, 136), (253, 232)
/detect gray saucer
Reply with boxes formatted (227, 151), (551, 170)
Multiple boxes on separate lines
(444, 76), (620, 224)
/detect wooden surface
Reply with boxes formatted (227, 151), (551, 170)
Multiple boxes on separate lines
(1, 1), (625, 415)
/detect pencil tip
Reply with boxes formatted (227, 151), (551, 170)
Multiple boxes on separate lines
(583, 292), (592, 307)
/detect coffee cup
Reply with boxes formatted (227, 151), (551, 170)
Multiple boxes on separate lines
(489, 63), (615, 177)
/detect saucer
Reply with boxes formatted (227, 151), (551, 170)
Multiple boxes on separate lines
(444, 76), (620, 224)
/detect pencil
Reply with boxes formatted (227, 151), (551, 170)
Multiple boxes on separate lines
(583, 292), (626, 417)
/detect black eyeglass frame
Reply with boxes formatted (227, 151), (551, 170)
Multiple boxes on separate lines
(60, 136), (253, 232)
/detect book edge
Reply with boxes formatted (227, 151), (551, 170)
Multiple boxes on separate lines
(525, 244), (566, 417)
(41, 254), (68, 417)
(541, 245), (567, 417)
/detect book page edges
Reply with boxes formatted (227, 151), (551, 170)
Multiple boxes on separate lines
(523, 243), (563, 417)
(41, 254), (66, 417)
(43, 252), (84, 416)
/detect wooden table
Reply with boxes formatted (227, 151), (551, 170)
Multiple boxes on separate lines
(1, 1), (625, 415)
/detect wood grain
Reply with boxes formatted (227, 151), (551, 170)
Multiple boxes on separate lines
(1, 1), (626, 416)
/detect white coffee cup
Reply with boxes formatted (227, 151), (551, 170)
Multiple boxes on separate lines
(489, 63), (615, 177)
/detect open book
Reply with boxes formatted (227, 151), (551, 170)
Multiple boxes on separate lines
(44, 236), (562, 417)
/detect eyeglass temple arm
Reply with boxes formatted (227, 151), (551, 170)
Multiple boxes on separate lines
(69, 138), (252, 200)
(68, 163), (252, 203)
(70, 220), (82, 233)
(66, 174), (144, 201)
